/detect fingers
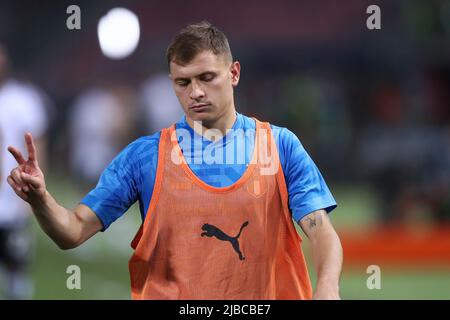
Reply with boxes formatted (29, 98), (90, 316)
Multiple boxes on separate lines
(21, 172), (42, 189)
(8, 133), (39, 166)
(6, 169), (42, 201)
(6, 176), (29, 201)
(7, 146), (26, 165)
(25, 132), (37, 163)
(9, 168), (32, 193)
(8, 170), (24, 190)
(10, 168), (27, 189)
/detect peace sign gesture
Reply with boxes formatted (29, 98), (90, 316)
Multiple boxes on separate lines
(7, 133), (46, 203)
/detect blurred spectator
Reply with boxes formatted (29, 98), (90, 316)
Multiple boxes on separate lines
(138, 72), (184, 134)
(280, 73), (351, 179)
(359, 80), (450, 224)
(0, 43), (49, 299)
(69, 84), (136, 192)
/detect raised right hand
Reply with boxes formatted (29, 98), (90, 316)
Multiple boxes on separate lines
(7, 132), (46, 203)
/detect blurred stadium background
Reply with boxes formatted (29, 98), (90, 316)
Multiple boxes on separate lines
(1, 0), (449, 299)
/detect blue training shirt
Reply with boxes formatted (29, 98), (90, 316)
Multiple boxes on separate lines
(81, 113), (337, 230)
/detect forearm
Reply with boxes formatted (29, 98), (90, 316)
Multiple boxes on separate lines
(310, 227), (343, 294)
(7, 133), (101, 249)
(299, 209), (343, 299)
(29, 190), (82, 249)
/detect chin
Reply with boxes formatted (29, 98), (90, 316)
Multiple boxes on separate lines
(188, 110), (215, 123)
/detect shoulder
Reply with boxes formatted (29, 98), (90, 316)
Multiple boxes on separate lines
(270, 124), (305, 151)
(269, 124), (310, 175)
(240, 113), (306, 155)
(130, 132), (161, 149)
(242, 114), (301, 146)
(113, 132), (161, 166)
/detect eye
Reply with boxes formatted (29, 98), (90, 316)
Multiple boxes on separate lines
(176, 80), (189, 87)
(201, 74), (215, 82)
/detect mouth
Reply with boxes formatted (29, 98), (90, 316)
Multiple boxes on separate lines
(189, 103), (211, 112)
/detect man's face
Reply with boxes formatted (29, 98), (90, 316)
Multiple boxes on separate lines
(169, 50), (240, 124)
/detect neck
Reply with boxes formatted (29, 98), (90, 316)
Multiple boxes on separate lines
(186, 107), (237, 139)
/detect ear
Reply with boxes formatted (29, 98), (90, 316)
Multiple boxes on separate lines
(230, 61), (241, 87)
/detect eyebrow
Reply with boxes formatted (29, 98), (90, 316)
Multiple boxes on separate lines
(174, 71), (217, 82)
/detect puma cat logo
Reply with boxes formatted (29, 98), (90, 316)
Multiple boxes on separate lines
(201, 221), (249, 260)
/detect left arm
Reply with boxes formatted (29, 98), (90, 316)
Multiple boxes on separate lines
(299, 209), (343, 300)
(272, 126), (341, 298)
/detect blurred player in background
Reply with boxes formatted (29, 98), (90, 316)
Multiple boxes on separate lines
(138, 72), (185, 134)
(0, 43), (48, 299)
(6, 22), (342, 300)
(69, 83), (136, 192)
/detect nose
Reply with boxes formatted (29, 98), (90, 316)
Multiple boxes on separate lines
(189, 81), (205, 100)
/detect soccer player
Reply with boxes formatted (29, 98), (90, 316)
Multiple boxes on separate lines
(0, 43), (49, 299)
(6, 21), (342, 300)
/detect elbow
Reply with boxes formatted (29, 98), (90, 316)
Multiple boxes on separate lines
(56, 241), (76, 250)
(55, 237), (81, 250)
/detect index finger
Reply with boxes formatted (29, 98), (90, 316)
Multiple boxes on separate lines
(24, 132), (37, 162)
(7, 146), (26, 165)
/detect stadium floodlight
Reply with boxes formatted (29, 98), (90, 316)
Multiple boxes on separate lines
(97, 7), (140, 59)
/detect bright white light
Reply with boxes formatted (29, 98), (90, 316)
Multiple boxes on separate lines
(97, 7), (140, 59)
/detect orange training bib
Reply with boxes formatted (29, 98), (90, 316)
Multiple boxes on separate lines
(128, 119), (312, 299)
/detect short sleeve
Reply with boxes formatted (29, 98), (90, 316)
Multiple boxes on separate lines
(276, 127), (337, 223)
(80, 137), (150, 231)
